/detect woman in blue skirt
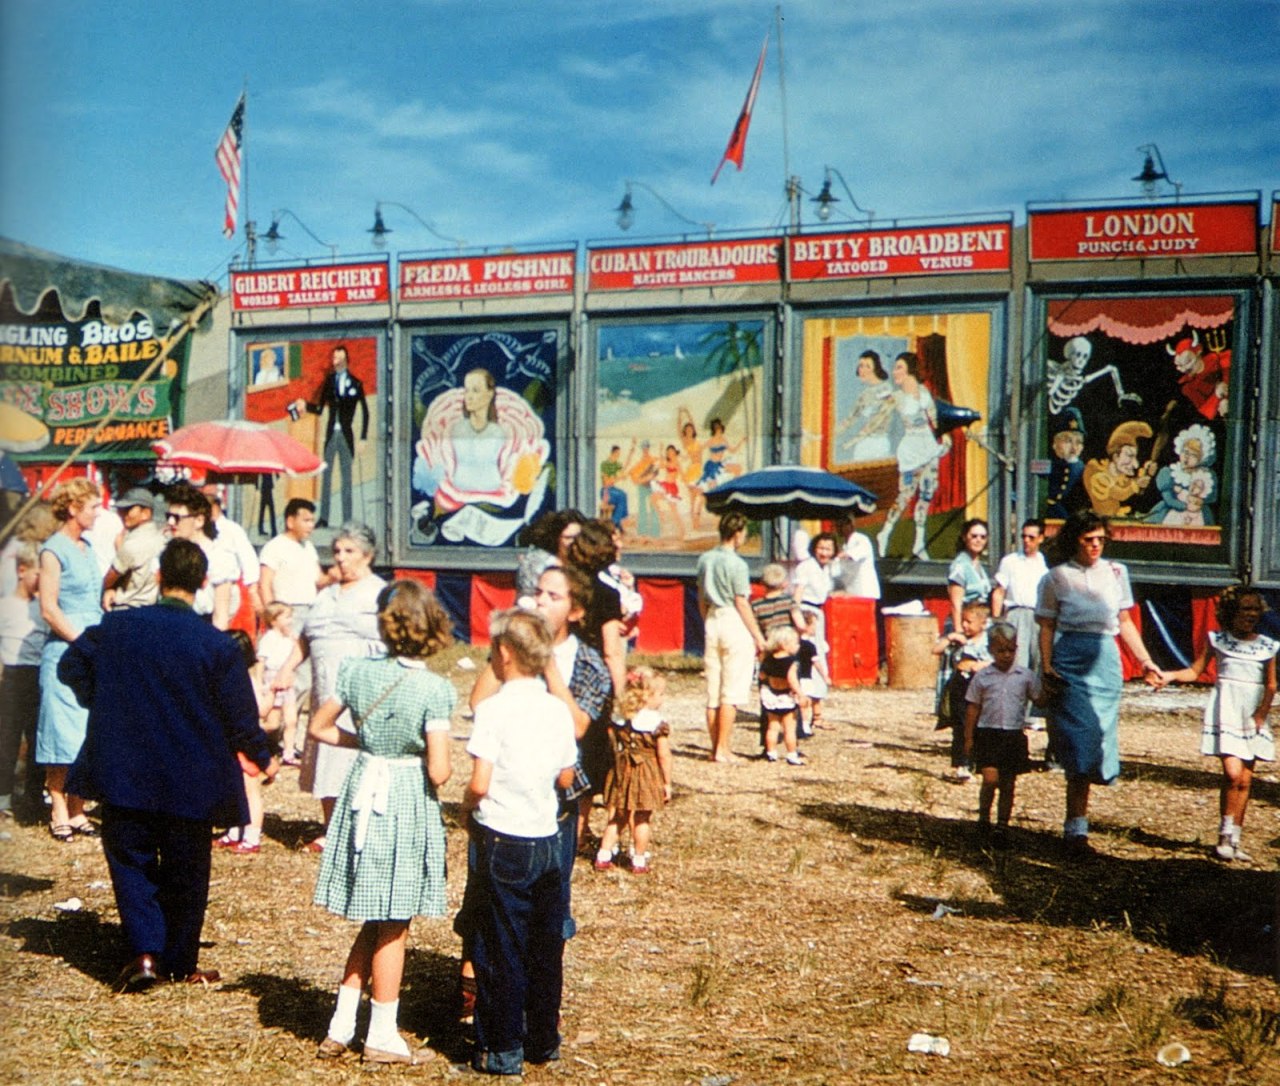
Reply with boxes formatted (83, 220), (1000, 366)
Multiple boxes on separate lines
(1036, 510), (1167, 857)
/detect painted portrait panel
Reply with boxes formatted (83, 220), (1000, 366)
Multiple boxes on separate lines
(241, 335), (380, 535)
(408, 327), (557, 549)
(1034, 294), (1236, 566)
(799, 311), (992, 561)
(594, 318), (765, 555)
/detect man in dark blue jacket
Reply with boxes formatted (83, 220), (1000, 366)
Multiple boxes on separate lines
(61, 539), (277, 991)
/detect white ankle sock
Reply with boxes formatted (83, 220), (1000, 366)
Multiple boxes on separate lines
(242, 826), (262, 846)
(327, 983), (361, 1044)
(1063, 816), (1088, 838)
(366, 998), (407, 1054)
(1220, 815), (1235, 838)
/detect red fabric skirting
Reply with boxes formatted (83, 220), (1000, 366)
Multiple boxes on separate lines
(635, 578), (686, 654)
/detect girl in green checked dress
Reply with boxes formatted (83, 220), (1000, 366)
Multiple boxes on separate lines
(310, 580), (455, 1066)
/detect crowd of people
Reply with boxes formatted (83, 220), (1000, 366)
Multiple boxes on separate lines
(0, 481), (1274, 1073)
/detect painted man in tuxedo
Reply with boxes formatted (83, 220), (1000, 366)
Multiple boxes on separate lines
(293, 344), (369, 527)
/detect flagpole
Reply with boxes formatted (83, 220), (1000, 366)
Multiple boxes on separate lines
(775, 6), (800, 232)
(242, 78), (255, 267)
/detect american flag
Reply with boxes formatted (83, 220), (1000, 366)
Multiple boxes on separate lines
(216, 94), (245, 238)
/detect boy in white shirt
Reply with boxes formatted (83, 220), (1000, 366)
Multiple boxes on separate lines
(462, 608), (578, 1077)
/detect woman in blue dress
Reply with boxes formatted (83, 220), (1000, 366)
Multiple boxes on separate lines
(37, 479), (103, 841)
(310, 579), (456, 1065)
(1036, 510), (1167, 857)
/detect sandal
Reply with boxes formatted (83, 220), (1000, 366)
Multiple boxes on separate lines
(49, 823), (75, 842)
(70, 820), (98, 838)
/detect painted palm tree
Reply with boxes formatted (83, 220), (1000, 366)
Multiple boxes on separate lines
(698, 321), (763, 472)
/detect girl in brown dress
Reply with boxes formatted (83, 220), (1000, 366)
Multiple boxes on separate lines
(595, 667), (672, 874)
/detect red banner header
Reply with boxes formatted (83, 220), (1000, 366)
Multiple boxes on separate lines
(231, 260), (390, 311)
(1029, 202), (1258, 261)
(399, 250), (575, 302)
(789, 222), (1011, 281)
(587, 237), (782, 292)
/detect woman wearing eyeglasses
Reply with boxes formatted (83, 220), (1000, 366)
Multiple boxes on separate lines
(1036, 509), (1167, 857)
(934, 518), (993, 778)
(163, 484), (235, 630)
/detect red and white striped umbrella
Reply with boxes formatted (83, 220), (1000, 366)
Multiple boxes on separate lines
(153, 419), (324, 476)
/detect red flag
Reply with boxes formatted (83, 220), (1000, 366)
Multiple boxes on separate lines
(711, 33), (769, 184)
(216, 94), (245, 239)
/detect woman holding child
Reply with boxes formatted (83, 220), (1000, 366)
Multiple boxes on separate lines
(1036, 509), (1167, 857)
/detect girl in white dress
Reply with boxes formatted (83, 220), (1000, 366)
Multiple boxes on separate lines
(1166, 586), (1278, 863)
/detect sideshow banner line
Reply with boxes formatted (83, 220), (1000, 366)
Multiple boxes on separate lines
(0, 289), (219, 548)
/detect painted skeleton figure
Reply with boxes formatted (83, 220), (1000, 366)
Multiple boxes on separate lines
(1046, 336), (1142, 416)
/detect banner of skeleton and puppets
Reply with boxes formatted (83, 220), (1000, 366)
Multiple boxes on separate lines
(1032, 293), (1236, 565)
(406, 327), (558, 550)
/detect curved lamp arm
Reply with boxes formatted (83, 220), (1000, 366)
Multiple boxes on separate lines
(264, 209), (337, 257)
(370, 200), (465, 250)
(615, 180), (715, 237)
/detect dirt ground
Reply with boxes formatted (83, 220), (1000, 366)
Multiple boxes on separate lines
(2, 651), (1278, 1084)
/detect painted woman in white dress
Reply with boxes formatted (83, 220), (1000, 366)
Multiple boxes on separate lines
(876, 352), (949, 559)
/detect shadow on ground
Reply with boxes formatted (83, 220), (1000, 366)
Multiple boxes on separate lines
(800, 799), (1277, 977)
(6, 911), (125, 985)
(230, 948), (471, 1062)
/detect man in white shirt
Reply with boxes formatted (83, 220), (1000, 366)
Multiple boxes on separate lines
(832, 514), (881, 600)
(259, 498), (326, 756)
(258, 498), (324, 633)
(991, 518), (1049, 673)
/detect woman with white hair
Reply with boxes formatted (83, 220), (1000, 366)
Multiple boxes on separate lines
(1147, 424), (1218, 526)
(274, 522), (387, 852)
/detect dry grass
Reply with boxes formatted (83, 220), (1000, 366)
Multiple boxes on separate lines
(2, 662), (1279, 1084)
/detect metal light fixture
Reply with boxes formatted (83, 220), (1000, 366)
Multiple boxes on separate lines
(368, 201), (464, 250)
(611, 180), (714, 237)
(811, 178), (839, 222)
(1133, 144), (1179, 199)
(614, 190), (635, 231)
(807, 167), (874, 226)
(368, 208), (392, 249)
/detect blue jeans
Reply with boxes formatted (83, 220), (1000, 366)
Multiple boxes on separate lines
(470, 825), (565, 1075)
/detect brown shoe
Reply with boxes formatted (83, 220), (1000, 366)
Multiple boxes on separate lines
(362, 1041), (433, 1065)
(316, 1035), (360, 1060)
(179, 969), (222, 985)
(116, 953), (159, 993)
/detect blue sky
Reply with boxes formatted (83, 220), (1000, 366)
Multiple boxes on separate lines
(1, 0), (1275, 285)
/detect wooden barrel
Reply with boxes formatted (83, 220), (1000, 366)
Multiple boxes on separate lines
(885, 614), (939, 690)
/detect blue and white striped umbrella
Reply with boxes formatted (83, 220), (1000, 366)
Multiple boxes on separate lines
(704, 465), (877, 520)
